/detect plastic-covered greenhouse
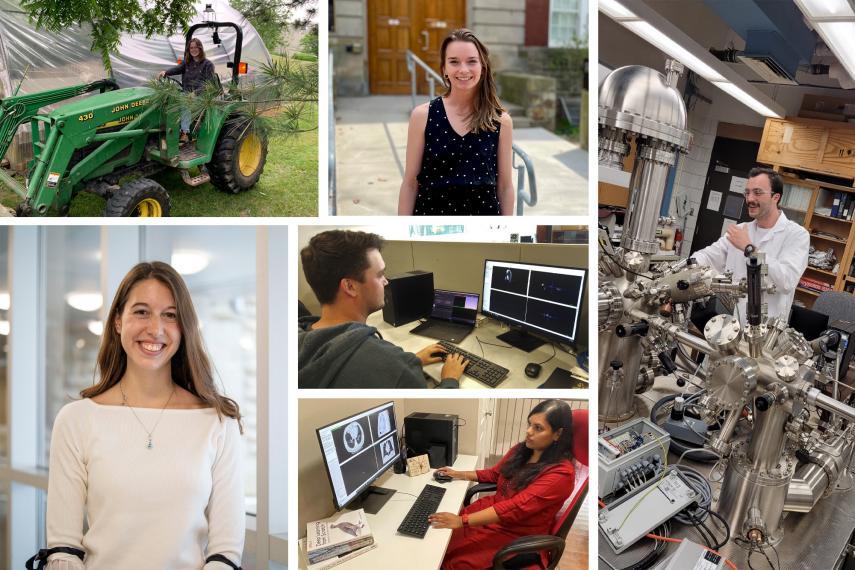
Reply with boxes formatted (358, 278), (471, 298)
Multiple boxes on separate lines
(0, 0), (272, 170)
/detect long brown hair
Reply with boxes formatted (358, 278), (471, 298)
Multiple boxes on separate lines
(439, 29), (504, 134)
(185, 38), (207, 62)
(81, 261), (243, 432)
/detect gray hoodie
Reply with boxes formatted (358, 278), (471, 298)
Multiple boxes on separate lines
(298, 316), (458, 389)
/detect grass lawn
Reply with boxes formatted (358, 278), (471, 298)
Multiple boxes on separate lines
(0, 101), (318, 217)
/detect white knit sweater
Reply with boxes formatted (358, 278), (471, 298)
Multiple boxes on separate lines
(46, 398), (245, 570)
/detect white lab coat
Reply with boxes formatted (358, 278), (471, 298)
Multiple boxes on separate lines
(690, 210), (809, 324)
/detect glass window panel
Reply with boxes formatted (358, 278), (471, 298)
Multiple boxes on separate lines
(43, 227), (102, 468)
(142, 227), (258, 513)
(550, 0), (583, 46)
(0, 228), (8, 465)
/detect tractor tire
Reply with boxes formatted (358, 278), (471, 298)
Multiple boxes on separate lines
(208, 125), (268, 194)
(104, 178), (170, 217)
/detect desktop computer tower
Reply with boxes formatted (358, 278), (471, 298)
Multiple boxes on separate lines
(382, 270), (434, 326)
(404, 412), (458, 468)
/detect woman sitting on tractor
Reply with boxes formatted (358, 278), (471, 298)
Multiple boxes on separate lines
(158, 38), (216, 143)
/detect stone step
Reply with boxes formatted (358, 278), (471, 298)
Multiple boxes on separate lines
(501, 101), (533, 128)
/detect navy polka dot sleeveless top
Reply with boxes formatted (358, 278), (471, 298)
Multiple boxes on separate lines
(413, 97), (502, 215)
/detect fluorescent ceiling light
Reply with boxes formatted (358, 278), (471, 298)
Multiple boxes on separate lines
(599, 0), (637, 19)
(0, 292), (9, 311)
(88, 320), (104, 336)
(712, 81), (783, 118)
(814, 22), (855, 82)
(0, 321), (9, 336)
(622, 20), (726, 82)
(795, 0), (855, 18)
(600, 0), (783, 118)
(171, 250), (211, 275)
(66, 291), (103, 312)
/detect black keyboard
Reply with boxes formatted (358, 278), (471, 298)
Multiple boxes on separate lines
(438, 340), (509, 387)
(397, 484), (447, 538)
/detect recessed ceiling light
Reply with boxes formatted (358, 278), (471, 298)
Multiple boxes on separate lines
(88, 320), (104, 336)
(814, 22), (855, 83)
(712, 81), (783, 119)
(171, 250), (211, 275)
(622, 20), (727, 82)
(795, 0), (855, 18)
(599, 0), (637, 19)
(66, 292), (103, 312)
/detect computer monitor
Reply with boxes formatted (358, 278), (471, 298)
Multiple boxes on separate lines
(316, 401), (401, 514)
(481, 259), (587, 352)
(431, 289), (479, 325)
(789, 305), (829, 341)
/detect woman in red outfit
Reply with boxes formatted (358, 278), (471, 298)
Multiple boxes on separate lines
(428, 399), (575, 569)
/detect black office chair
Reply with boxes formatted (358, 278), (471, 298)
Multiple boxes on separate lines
(463, 409), (589, 570)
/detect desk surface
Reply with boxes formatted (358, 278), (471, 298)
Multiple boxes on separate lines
(301, 454), (478, 570)
(368, 313), (581, 389)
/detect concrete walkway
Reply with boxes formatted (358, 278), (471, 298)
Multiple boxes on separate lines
(333, 96), (588, 216)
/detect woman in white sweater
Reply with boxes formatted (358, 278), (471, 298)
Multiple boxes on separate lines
(38, 262), (245, 570)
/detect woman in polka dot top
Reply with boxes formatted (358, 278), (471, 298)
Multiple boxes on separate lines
(398, 29), (514, 216)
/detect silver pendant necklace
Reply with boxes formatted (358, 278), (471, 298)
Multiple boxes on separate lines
(119, 382), (176, 449)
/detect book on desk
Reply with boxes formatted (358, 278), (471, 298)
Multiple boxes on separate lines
(306, 509), (375, 565)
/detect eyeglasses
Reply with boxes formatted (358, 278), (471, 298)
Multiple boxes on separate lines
(743, 189), (769, 198)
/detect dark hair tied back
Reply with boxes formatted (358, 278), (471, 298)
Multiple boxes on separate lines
(498, 399), (574, 490)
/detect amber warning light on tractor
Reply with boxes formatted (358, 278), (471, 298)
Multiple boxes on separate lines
(238, 62), (248, 74)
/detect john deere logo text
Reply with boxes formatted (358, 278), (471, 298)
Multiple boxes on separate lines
(111, 99), (149, 114)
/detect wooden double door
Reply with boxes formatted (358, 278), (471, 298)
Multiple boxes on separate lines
(368, 0), (466, 94)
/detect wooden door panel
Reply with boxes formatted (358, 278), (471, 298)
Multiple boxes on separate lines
(368, 0), (466, 95)
(368, 0), (413, 94)
(413, 0), (465, 93)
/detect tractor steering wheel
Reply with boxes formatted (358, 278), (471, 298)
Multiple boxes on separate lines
(165, 76), (183, 89)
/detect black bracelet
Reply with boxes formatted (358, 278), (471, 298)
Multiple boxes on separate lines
(26, 547), (85, 569)
(205, 554), (242, 569)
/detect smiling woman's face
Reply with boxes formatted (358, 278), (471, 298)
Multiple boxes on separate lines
(443, 40), (482, 92)
(115, 278), (182, 374)
(189, 41), (202, 59)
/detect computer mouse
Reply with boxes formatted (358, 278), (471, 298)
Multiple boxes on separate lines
(433, 471), (453, 483)
(525, 362), (542, 378)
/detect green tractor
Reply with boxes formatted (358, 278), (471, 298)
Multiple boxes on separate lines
(0, 21), (269, 216)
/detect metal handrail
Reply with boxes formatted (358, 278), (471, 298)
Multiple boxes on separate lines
(513, 145), (537, 214)
(328, 49), (336, 215)
(404, 50), (536, 215)
(406, 49), (444, 109)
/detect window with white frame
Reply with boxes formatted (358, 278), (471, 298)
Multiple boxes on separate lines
(549, 0), (587, 47)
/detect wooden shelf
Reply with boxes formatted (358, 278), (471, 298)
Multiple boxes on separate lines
(805, 266), (839, 278)
(847, 276), (855, 284)
(812, 213), (852, 224)
(810, 233), (848, 244)
(797, 287), (821, 297)
(805, 179), (855, 193)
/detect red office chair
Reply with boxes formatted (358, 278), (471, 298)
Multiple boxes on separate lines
(463, 409), (589, 570)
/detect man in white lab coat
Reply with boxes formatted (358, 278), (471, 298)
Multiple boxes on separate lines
(691, 167), (809, 324)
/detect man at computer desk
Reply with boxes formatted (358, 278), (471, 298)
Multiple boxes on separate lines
(299, 230), (467, 389)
